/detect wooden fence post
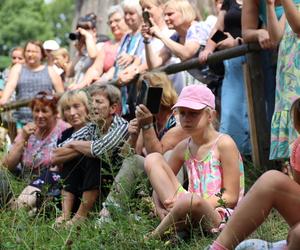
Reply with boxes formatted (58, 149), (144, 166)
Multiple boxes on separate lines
(244, 51), (274, 169)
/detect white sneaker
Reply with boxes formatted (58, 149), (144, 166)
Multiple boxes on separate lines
(236, 239), (287, 250)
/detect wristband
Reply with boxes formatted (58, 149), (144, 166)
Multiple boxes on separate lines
(142, 123), (153, 130)
(143, 39), (151, 44)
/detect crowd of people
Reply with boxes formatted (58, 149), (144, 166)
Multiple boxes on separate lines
(0, 0), (300, 248)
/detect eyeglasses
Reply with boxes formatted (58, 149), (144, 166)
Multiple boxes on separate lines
(107, 18), (122, 26)
(35, 93), (55, 101)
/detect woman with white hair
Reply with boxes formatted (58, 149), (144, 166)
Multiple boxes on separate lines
(99, 0), (145, 120)
(78, 5), (129, 87)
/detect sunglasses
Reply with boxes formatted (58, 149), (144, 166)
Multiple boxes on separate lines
(35, 93), (55, 101)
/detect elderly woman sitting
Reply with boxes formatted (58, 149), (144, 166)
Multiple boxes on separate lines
(51, 84), (129, 225)
(3, 92), (69, 211)
(54, 90), (102, 226)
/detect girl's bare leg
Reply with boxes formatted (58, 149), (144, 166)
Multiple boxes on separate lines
(144, 153), (180, 203)
(288, 222), (300, 250)
(152, 193), (221, 238)
(216, 170), (300, 249)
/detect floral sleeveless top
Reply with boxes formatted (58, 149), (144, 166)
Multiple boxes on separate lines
(15, 119), (69, 174)
(184, 134), (244, 201)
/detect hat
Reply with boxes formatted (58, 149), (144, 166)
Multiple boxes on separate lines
(172, 85), (215, 110)
(43, 40), (60, 51)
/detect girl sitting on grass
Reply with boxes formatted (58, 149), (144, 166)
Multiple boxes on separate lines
(209, 98), (300, 250)
(144, 85), (244, 238)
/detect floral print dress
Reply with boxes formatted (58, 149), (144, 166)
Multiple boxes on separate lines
(269, 3), (300, 160)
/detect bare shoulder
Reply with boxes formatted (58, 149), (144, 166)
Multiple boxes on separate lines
(172, 137), (189, 155)
(168, 137), (189, 164)
(217, 134), (239, 152)
(10, 63), (22, 73)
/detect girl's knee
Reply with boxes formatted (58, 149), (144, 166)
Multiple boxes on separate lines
(287, 222), (300, 249)
(144, 153), (164, 174)
(254, 170), (289, 191)
(176, 193), (204, 213)
(289, 222), (300, 241)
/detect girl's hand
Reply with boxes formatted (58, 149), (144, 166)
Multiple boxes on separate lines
(116, 53), (134, 68)
(199, 49), (213, 64)
(135, 104), (153, 126)
(257, 29), (275, 49)
(163, 197), (176, 211)
(216, 32), (236, 49)
(22, 122), (36, 141)
(155, 206), (169, 220)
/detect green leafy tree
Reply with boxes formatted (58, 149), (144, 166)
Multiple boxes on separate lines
(44, 0), (74, 48)
(0, 0), (53, 54)
(0, 0), (74, 59)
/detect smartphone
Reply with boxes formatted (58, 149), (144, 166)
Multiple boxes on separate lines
(142, 11), (152, 27)
(211, 30), (227, 43)
(136, 80), (162, 114)
(136, 80), (149, 106)
(146, 87), (163, 114)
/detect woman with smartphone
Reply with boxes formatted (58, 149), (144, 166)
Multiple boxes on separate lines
(141, 0), (207, 86)
(199, 0), (252, 156)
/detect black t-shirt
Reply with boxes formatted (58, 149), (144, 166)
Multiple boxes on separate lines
(222, 0), (242, 38)
(57, 127), (74, 145)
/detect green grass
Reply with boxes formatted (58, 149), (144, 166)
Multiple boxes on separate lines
(0, 159), (289, 249)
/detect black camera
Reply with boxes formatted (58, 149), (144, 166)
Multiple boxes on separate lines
(136, 80), (163, 114)
(69, 13), (97, 41)
(69, 32), (81, 41)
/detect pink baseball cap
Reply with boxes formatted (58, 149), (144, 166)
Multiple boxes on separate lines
(172, 85), (215, 110)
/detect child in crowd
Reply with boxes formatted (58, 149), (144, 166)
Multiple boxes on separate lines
(144, 85), (244, 238)
(51, 48), (71, 83)
(209, 98), (300, 250)
(268, 0), (300, 161)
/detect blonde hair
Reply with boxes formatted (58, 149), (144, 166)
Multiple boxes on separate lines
(58, 90), (89, 121)
(51, 48), (70, 62)
(164, 0), (197, 23)
(140, 71), (177, 108)
(139, 0), (165, 7)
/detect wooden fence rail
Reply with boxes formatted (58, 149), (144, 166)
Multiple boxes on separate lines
(1, 42), (272, 168)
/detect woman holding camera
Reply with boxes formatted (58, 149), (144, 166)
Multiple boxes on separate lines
(67, 13), (103, 89)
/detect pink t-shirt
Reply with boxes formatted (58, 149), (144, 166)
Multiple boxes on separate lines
(15, 119), (69, 173)
(103, 41), (118, 73)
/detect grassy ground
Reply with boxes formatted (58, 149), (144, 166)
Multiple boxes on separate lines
(0, 159), (289, 249)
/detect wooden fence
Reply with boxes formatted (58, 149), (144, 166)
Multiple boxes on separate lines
(0, 42), (273, 169)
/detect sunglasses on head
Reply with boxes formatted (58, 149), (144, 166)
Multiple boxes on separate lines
(35, 93), (55, 101)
